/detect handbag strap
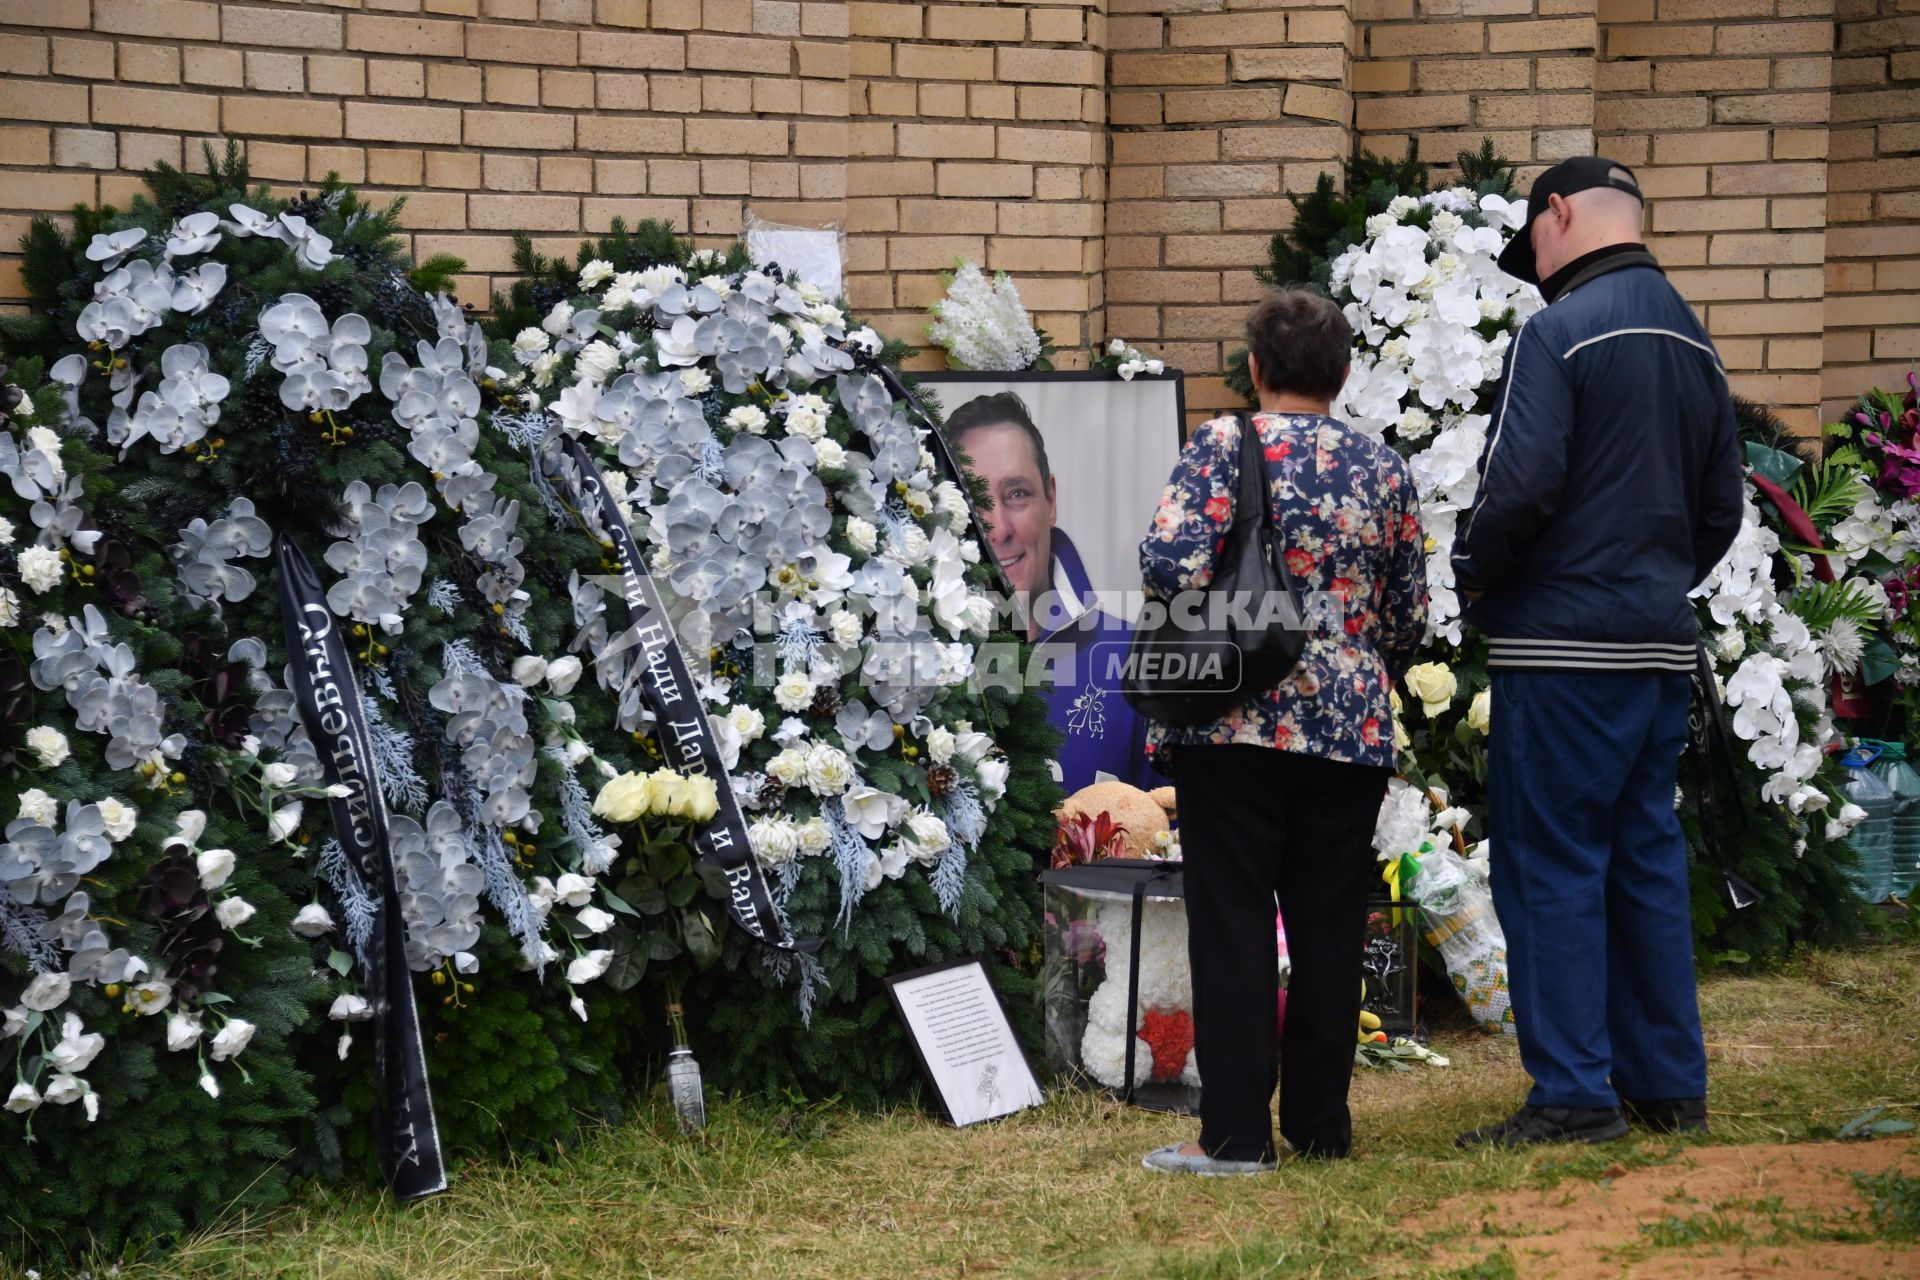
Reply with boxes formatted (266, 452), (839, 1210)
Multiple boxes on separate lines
(1230, 411), (1275, 535)
(1120, 862), (1181, 1103)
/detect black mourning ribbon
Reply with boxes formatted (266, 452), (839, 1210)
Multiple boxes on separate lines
(553, 436), (816, 954)
(277, 538), (448, 1201)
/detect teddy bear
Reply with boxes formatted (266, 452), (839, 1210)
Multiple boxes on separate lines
(1053, 779), (1179, 865)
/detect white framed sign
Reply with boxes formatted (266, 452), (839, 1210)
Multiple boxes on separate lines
(885, 957), (1044, 1126)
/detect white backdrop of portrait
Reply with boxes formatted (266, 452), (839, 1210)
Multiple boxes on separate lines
(919, 374), (1185, 608)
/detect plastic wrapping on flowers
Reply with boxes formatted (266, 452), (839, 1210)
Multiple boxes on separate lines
(1326, 185), (1868, 963)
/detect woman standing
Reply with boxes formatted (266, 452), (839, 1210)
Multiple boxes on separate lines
(1138, 289), (1428, 1175)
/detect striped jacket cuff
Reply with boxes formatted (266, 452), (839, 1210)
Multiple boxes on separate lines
(1486, 637), (1698, 673)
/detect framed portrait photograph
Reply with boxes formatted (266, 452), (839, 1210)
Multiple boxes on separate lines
(913, 370), (1187, 797)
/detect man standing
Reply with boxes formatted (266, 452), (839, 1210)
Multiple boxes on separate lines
(1452, 158), (1745, 1147)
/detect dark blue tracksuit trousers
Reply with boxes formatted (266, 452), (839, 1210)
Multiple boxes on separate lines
(1488, 669), (1709, 1110)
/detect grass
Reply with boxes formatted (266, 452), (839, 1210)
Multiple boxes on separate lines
(23, 941), (1920, 1279)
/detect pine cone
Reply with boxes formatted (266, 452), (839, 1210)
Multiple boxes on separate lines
(927, 763), (958, 798)
(810, 685), (844, 719)
(755, 775), (787, 811)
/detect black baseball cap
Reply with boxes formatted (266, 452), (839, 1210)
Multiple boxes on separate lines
(1496, 156), (1645, 285)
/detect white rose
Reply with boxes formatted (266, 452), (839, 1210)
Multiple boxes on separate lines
(165, 810), (207, 850)
(1366, 212), (1396, 238)
(25, 725), (68, 766)
(531, 352), (560, 388)
(262, 761), (299, 789)
(1388, 195), (1419, 217)
(567, 949), (613, 984)
(17, 787), (57, 827)
(1108, 337), (1128, 355)
(679, 368), (712, 396)
(240, 734), (262, 758)
(726, 405), (769, 435)
(575, 906), (616, 934)
(5, 1082), (40, 1113)
(766, 747), (809, 786)
(786, 408), (827, 441)
(579, 258), (614, 288)
(890, 525), (930, 566)
(209, 1018), (256, 1061)
(546, 654), (584, 695)
(199, 1072), (220, 1099)
(165, 1010), (202, 1051)
(954, 730), (994, 764)
(541, 301), (575, 335)
(926, 726), (955, 764)
(797, 816), (832, 855)
(215, 896), (257, 930)
(511, 655), (548, 687)
(844, 517), (877, 555)
(513, 327), (550, 364)
(749, 817), (800, 867)
(804, 743), (854, 796)
(575, 340), (621, 384)
(1397, 407), (1433, 441)
(773, 670), (816, 713)
(813, 438), (847, 469)
(565, 737), (592, 766)
(904, 811), (950, 863)
(829, 611), (863, 646)
(196, 847), (237, 890)
(290, 902), (335, 938)
(553, 872), (594, 907)
(976, 757), (1009, 798)
(727, 705), (766, 743)
(1145, 358), (1165, 376)
(41, 1072), (85, 1108)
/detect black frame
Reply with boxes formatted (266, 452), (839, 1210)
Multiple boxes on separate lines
(882, 954), (1045, 1127)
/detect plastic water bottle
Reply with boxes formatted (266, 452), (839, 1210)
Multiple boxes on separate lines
(1864, 739), (1920, 899)
(1838, 745), (1896, 904)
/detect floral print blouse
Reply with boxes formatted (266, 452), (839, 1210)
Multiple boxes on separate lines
(1139, 412), (1428, 774)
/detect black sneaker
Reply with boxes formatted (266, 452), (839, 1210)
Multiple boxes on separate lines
(1456, 1104), (1630, 1149)
(1622, 1097), (1708, 1134)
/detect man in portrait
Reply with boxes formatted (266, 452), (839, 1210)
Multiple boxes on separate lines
(946, 391), (1156, 795)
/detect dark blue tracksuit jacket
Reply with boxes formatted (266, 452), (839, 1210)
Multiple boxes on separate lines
(1453, 248), (1745, 671)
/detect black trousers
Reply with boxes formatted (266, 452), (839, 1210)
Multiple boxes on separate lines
(1174, 744), (1391, 1161)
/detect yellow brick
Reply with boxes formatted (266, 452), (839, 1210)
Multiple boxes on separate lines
(576, 116), (687, 152)
(1371, 21), (1483, 57)
(1608, 24), (1712, 57)
(896, 122), (996, 159)
(96, 85), (219, 131)
(1029, 8), (1082, 43)
(424, 151), (482, 189)
(470, 194), (580, 231)
(918, 81), (966, 117)
(464, 109), (576, 150)
(688, 34), (792, 74)
(926, 3), (1020, 41)
(1111, 52), (1225, 87)
(1163, 88), (1282, 124)
(348, 15), (466, 57)
(0, 125), (49, 166)
(1234, 47), (1347, 83)
(935, 161), (1031, 198)
(53, 128), (115, 170)
(1220, 125), (1345, 160)
(889, 234), (986, 270)
(119, 40), (180, 84)
(368, 59), (426, 98)
(599, 0), (650, 24)
(308, 55), (366, 98)
(1170, 11), (1286, 47)
(1284, 83), (1349, 123)
(997, 47), (1102, 86)
(894, 44), (993, 80)
(486, 66), (541, 105)
(228, 95), (344, 140)
(308, 145), (366, 184)
(95, 0), (219, 40)
(0, 169), (96, 210)
(702, 76), (752, 114)
(685, 117), (788, 155)
(466, 23), (580, 66)
(1109, 15), (1164, 50)
(970, 83), (1016, 119)
(367, 147), (425, 186)
(579, 31), (688, 69)
(222, 4), (345, 48)
(49, 37), (113, 80)
(245, 51), (305, 94)
(1708, 233), (1828, 267)
(346, 101), (463, 145)
(996, 125), (1097, 165)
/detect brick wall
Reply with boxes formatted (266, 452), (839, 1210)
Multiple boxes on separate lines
(1824, 0), (1920, 418)
(0, 0), (854, 311)
(0, 0), (1911, 422)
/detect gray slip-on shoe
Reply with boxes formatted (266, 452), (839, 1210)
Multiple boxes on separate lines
(1140, 1144), (1277, 1177)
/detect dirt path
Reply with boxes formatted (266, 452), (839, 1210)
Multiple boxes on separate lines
(1416, 1137), (1916, 1278)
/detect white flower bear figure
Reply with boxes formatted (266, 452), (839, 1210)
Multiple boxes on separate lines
(1078, 894), (1201, 1092)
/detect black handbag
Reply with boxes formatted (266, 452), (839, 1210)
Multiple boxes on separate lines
(1120, 411), (1308, 727)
